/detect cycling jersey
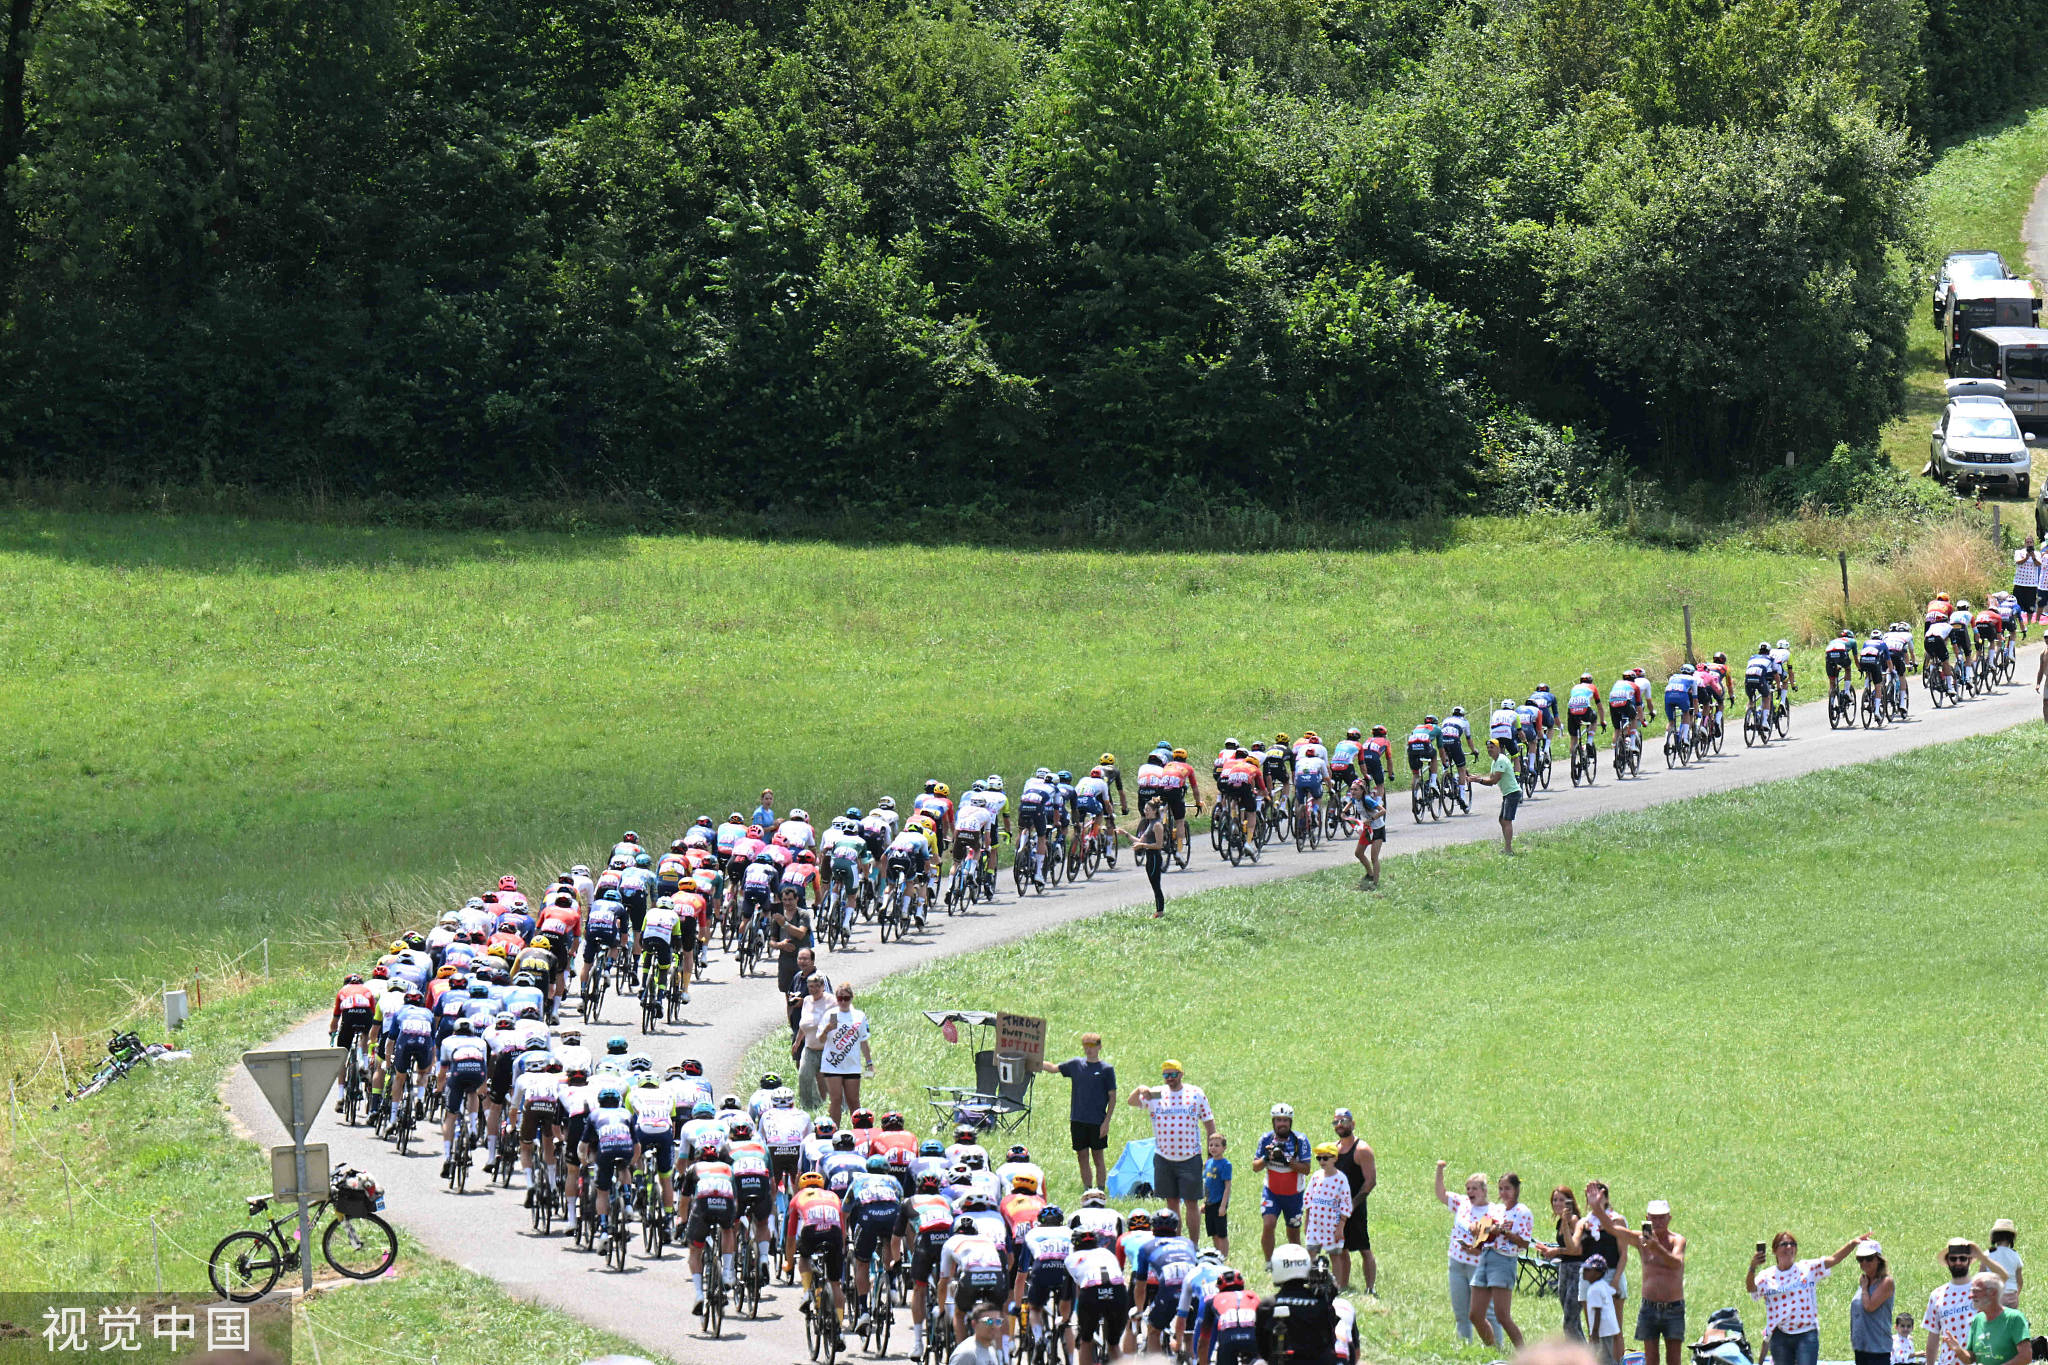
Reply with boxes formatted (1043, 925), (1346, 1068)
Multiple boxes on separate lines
(1530, 690), (1559, 726)
(1329, 739), (1362, 767)
(1487, 707), (1518, 740)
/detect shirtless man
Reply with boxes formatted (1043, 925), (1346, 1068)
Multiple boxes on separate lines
(1602, 1197), (1687, 1365)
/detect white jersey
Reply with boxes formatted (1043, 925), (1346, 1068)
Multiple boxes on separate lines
(955, 802), (996, 834)
(746, 1087), (779, 1123)
(867, 808), (901, 837)
(512, 1069), (565, 1111)
(553, 1042), (593, 1076)
(1885, 629), (1912, 655)
(760, 1108), (811, 1153)
(1070, 1206), (1124, 1241)
(1067, 1246), (1127, 1288)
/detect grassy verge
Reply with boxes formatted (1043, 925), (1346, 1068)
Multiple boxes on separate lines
(0, 965), (648, 1363)
(769, 724), (2048, 1364)
(3, 508), (1838, 1047)
(1880, 102), (2048, 502)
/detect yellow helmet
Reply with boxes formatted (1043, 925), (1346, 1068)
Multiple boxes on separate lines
(530, 934), (552, 951)
(1012, 1174), (1040, 1195)
(1275, 733), (1290, 745)
(1100, 753), (1117, 765)
(798, 1171), (825, 1191)
(935, 782), (951, 798)
(1171, 748), (1188, 761)
(389, 941), (406, 955)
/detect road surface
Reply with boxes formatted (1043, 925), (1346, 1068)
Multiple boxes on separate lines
(226, 659), (2043, 1363)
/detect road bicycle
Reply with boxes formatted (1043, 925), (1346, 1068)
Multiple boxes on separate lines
(667, 958), (689, 1024)
(530, 1148), (563, 1235)
(1858, 671), (1886, 728)
(583, 941), (621, 1022)
(1409, 768), (1439, 823)
(604, 1163), (637, 1272)
(337, 1036), (369, 1126)
(1742, 690), (1772, 747)
(858, 1249), (894, 1356)
(1014, 831), (1048, 895)
(920, 1268), (953, 1364)
(1886, 666), (1910, 721)
(1827, 672), (1856, 727)
(700, 1233), (728, 1337)
(1531, 734), (1553, 789)
(803, 1251), (844, 1363)
(1663, 716), (1691, 768)
(734, 1226), (763, 1319)
(881, 869), (912, 940)
(446, 1099), (479, 1192)
(1609, 725), (1641, 778)
(735, 908), (766, 978)
(1293, 791), (1321, 850)
(1220, 799), (1260, 865)
(1569, 727), (1599, 785)
(1045, 826), (1069, 887)
(207, 1165), (395, 1300)
(639, 952), (667, 1034)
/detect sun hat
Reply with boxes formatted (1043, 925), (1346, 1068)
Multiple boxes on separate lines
(1645, 1199), (1671, 1216)
(1583, 1254), (1609, 1274)
(1857, 1240), (1883, 1258)
(1993, 1219), (2017, 1235)
(1161, 1059), (1184, 1075)
(1313, 1142), (1339, 1158)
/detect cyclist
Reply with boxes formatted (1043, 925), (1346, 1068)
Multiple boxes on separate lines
(1293, 739), (1328, 831)
(1975, 602), (2004, 670)
(941, 1210), (1010, 1346)
(681, 1129), (740, 1318)
(787, 1171), (848, 1344)
(951, 791), (998, 896)
(435, 1017), (489, 1179)
(1163, 749), (1202, 857)
(627, 1069), (679, 1230)
(1565, 674), (1604, 762)
(1824, 629), (1859, 707)
(884, 818), (934, 919)
(586, 1082), (637, 1237)
(1924, 609), (1954, 692)
(1068, 1226), (1132, 1365)
(1486, 698), (1521, 759)
(386, 987), (437, 1126)
(1858, 628), (1890, 701)
(1743, 642), (1776, 725)
(845, 1154), (904, 1329)
(1925, 590), (1953, 625)
(1697, 654), (1728, 741)
(1137, 1209), (1199, 1355)
(1951, 599), (1978, 688)
(1260, 742), (1292, 805)
(1403, 717), (1440, 795)
(1513, 695), (1546, 777)
(329, 972), (378, 1068)
(1176, 1249), (1228, 1363)
(1328, 729), (1363, 796)
(726, 1118), (774, 1286)
(1660, 665), (1698, 749)
(1017, 769), (1058, 888)
(1020, 1204), (1077, 1357)
(581, 889), (625, 989)
(902, 1170), (958, 1357)
(1359, 726), (1391, 803)
(560, 1063), (593, 1228)
(639, 896), (681, 1003)
(1072, 766), (1113, 859)
(1214, 749), (1266, 847)
(1529, 684), (1559, 746)
(513, 1052), (566, 1202)
(1771, 638), (1796, 699)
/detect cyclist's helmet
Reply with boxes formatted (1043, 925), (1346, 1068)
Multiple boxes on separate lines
(772, 1088), (796, 1107)
(833, 1132), (857, 1151)
(1012, 1174), (1040, 1194)
(1101, 753), (1117, 765)
(529, 934), (552, 951)
(1757, 641), (1771, 655)
(881, 1112), (906, 1131)
(567, 1065), (589, 1082)
(1580, 672), (1594, 683)
(970, 780), (987, 793)
(1223, 737), (1240, 749)
(1089, 766), (1104, 778)
(1372, 724), (1387, 736)
(919, 1139), (944, 1156)
(954, 1215), (978, 1235)
(759, 1072), (784, 1091)
(924, 778), (940, 793)
(1153, 1211), (1180, 1236)
(1451, 706), (1465, 717)
(1275, 733), (1290, 745)
(845, 807), (862, 820)
(815, 1119), (837, 1137)
(720, 1093), (741, 1111)
(512, 971), (537, 988)
(622, 831), (640, 844)
(1128, 1212), (1152, 1231)
(1035, 766), (1052, 779)
(493, 1016), (514, 1030)
(917, 1171), (943, 1192)
(1217, 1267), (1247, 1291)
(1074, 1229), (1100, 1250)
(954, 1124), (978, 1142)
(1172, 748), (1188, 761)
(571, 864), (591, 877)
(987, 777), (1004, 793)
(596, 1084), (623, 1107)
(1250, 741), (1266, 752)
(1304, 731), (1319, 742)
(865, 1155), (891, 1173)
(1712, 651), (1728, 665)
(753, 851), (775, 865)
(402, 989), (425, 1006)
(1080, 1188), (1107, 1206)
(499, 875), (518, 891)
(1423, 714), (1438, 725)
(797, 850), (815, 864)
(343, 972), (364, 985)
(1007, 1144), (1029, 1161)
(1039, 1205), (1065, 1226)
(669, 839), (686, 853)
(960, 1150), (988, 1170)
(606, 1037), (629, 1055)
(879, 795), (897, 810)
(632, 852), (651, 869)
(1346, 728), (1362, 739)
(691, 1101), (715, 1119)
(1681, 663), (1696, 675)
(798, 1171), (825, 1191)
(730, 1121), (754, 1140)
(466, 981), (488, 998)
(403, 931), (427, 950)
(1198, 1247), (1224, 1264)
(517, 1004), (542, 1020)
(628, 1053), (653, 1073)
(1777, 638), (1791, 650)
(1056, 770), (1072, 784)
(608, 858), (627, 871)
(454, 1017), (476, 1035)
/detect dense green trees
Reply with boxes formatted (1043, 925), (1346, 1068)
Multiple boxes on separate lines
(0, 0), (2027, 510)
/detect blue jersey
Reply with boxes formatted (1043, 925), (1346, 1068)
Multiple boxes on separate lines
(1530, 690), (1559, 724)
(1330, 739), (1362, 766)
(1567, 683), (1598, 712)
(1664, 673), (1697, 703)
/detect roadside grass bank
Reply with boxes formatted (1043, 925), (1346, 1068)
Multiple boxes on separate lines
(765, 724), (2048, 1363)
(0, 968), (647, 1363)
(5, 507), (1856, 1048)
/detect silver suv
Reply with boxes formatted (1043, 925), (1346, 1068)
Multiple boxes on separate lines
(1930, 379), (2033, 496)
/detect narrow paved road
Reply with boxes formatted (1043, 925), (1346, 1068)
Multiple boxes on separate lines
(227, 659), (2044, 1364)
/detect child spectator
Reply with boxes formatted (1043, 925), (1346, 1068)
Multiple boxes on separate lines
(1202, 1132), (1232, 1256)
(1584, 1255), (1622, 1365)
(1303, 1144), (1352, 1263)
(1896, 1313), (1920, 1363)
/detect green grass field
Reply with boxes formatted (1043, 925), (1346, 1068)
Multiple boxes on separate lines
(2, 508), (1838, 1044)
(1880, 102), (2048, 499)
(780, 724), (2048, 1363)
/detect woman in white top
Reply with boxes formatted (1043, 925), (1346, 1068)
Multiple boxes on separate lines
(2014, 542), (2043, 624)
(810, 981), (873, 1123)
(1989, 1221), (2024, 1308)
(1435, 1160), (1502, 1344)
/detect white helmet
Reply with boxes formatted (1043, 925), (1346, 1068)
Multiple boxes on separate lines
(1775, 639), (1789, 651)
(791, 808), (808, 822)
(988, 776), (1005, 792)
(1270, 1102), (1294, 1119)
(1271, 1244), (1313, 1284)
(1035, 767), (1052, 780)
(771, 1087), (796, 1107)
(570, 865), (590, 877)
(878, 796), (896, 811)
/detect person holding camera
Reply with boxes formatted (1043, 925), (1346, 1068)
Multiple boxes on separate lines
(1255, 1244), (1355, 1364)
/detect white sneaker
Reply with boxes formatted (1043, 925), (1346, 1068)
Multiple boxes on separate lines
(678, 988), (691, 1004)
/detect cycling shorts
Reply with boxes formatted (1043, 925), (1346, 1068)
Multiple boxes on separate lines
(642, 936), (675, 969)
(1437, 738), (1467, 768)
(581, 928), (618, 961)
(445, 1069), (485, 1106)
(1491, 731), (1520, 756)
(334, 1014), (374, 1052)
(1609, 701), (1636, 728)
(851, 1204), (901, 1261)
(1028, 1261), (1076, 1307)
(955, 1268), (1007, 1315)
(910, 1231), (950, 1283)
(1159, 788), (1186, 822)
(1405, 742), (1433, 773)
(593, 1149), (632, 1192)
(1745, 677), (1769, 701)
(1360, 752), (1385, 785)
(887, 848), (927, 878)
(1076, 795), (1104, 816)
(619, 889), (648, 931)
(797, 1225), (846, 1284)
(1662, 695), (1691, 724)
(1019, 804), (1050, 838)
(1077, 1284), (1132, 1344)
(1148, 1286), (1190, 1330)
(563, 1113), (588, 1161)
(394, 1040), (433, 1074)
(1859, 657), (1887, 678)
(1294, 773), (1324, 797)
(1329, 762), (1356, 786)
(735, 1174), (772, 1218)
(519, 1099), (562, 1141)
(1923, 635), (1949, 662)
(637, 1131), (676, 1173)
(685, 1197), (737, 1245)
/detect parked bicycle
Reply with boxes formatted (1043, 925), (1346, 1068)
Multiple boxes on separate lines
(208, 1164), (396, 1300)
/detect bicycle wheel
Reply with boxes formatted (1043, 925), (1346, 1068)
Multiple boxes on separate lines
(1773, 699), (1790, 739)
(1537, 746), (1552, 790)
(1047, 839), (1065, 886)
(806, 1292), (826, 1359)
(1012, 850), (1030, 898)
(1410, 778), (1425, 823)
(324, 1213), (397, 1280)
(705, 1262), (723, 1337)
(209, 1230), (285, 1302)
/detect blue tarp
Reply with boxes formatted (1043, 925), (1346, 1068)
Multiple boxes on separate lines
(1106, 1138), (1155, 1198)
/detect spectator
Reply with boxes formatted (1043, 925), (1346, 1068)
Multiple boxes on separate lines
(1203, 1133), (1233, 1256)
(1851, 1242), (1898, 1365)
(1435, 1161), (1501, 1343)
(1584, 1182), (1628, 1332)
(752, 789), (777, 829)
(1126, 1059), (1217, 1228)
(1927, 1240), (1993, 1365)
(1585, 1255), (1624, 1364)
(1542, 1185), (1589, 1340)
(1352, 787), (1386, 887)
(812, 981), (873, 1122)
(1302, 1144), (1352, 1266)
(1989, 1223), (2024, 1309)
(1039, 1032), (1116, 1190)
(1472, 738), (1521, 854)
(1896, 1314), (1919, 1363)
(1331, 1107), (1377, 1295)
(1254, 1103), (1311, 1260)
(950, 1302), (1006, 1365)
(1746, 1230), (1865, 1365)
(793, 970), (834, 1111)
(2015, 542), (2042, 625)
(1950, 1273), (2032, 1365)
(1120, 796), (1169, 918)
(1603, 1197), (1686, 1365)
(768, 894), (812, 996)
(1469, 1171), (1531, 1349)
(1517, 1342), (1604, 1365)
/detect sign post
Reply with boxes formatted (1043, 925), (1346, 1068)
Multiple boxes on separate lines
(1839, 551), (1851, 628)
(243, 1048), (345, 1293)
(1682, 605), (1695, 665)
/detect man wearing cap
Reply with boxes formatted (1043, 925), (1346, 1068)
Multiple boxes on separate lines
(1040, 1032), (1117, 1192)
(1331, 1107), (1377, 1295)
(1603, 1198), (1687, 1365)
(1128, 1061), (1216, 1229)
(1254, 1104), (1312, 1261)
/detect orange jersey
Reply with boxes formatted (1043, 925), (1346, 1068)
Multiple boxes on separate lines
(787, 1188), (844, 1243)
(1164, 760), (1198, 793)
(1002, 1194), (1046, 1236)
(868, 1130), (918, 1164)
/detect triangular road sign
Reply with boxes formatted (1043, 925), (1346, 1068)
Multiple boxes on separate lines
(242, 1048), (346, 1142)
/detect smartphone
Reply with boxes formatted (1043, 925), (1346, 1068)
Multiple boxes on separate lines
(1641, 1222), (1652, 1236)
(1757, 1242), (1768, 1256)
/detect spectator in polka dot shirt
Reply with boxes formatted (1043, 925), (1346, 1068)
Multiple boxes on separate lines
(1748, 1229), (1868, 1365)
